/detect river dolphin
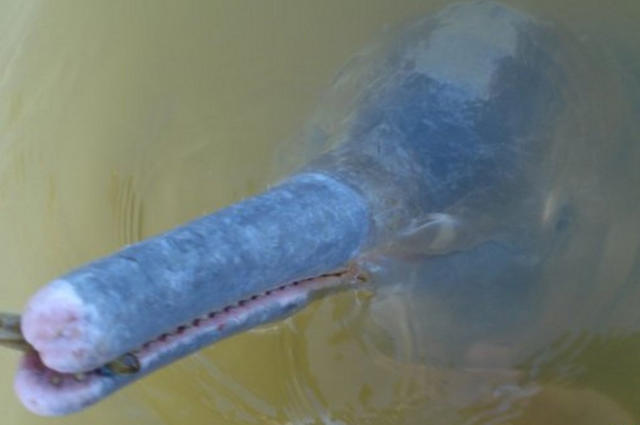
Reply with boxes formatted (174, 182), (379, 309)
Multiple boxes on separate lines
(9, 0), (639, 416)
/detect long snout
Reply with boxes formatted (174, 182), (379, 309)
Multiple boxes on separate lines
(15, 172), (370, 415)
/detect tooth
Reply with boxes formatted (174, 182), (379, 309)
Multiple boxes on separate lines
(49, 374), (63, 386)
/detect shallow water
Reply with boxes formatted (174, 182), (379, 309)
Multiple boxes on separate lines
(1, 1), (639, 424)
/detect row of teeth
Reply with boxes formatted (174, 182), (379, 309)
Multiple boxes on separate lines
(44, 268), (365, 386)
(135, 269), (354, 351)
(45, 352), (142, 386)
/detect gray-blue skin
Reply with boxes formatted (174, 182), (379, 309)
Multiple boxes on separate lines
(16, 0), (640, 416)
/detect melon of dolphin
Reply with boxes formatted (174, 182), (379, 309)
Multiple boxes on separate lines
(10, 0), (638, 416)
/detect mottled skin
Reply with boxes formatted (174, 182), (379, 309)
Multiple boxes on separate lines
(13, 0), (637, 416)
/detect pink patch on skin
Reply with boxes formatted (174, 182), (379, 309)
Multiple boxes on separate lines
(14, 352), (104, 416)
(21, 280), (103, 374)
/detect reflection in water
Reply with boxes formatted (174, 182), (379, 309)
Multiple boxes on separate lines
(1, 1), (640, 424)
(109, 173), (144, 246)
(520, 332), (640, 419)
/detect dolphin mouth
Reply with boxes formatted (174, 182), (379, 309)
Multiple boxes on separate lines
(14, 265), (367, 416)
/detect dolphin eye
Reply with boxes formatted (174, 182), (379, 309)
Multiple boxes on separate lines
(554, 204), (573, 233)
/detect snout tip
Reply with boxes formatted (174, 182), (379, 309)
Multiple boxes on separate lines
(22, 280), (104, 374)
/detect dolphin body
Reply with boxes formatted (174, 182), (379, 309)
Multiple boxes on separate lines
(13, 1), (640, 416)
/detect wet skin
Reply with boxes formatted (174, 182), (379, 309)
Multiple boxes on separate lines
(5, 0), (638, 416)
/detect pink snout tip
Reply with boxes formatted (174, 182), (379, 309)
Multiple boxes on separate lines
(21, 280), (103, 373)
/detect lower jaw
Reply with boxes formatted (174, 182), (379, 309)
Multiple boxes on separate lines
(15, 266), (367, 416)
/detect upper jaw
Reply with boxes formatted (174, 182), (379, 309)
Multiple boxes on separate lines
(20, 172), (370, 375)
